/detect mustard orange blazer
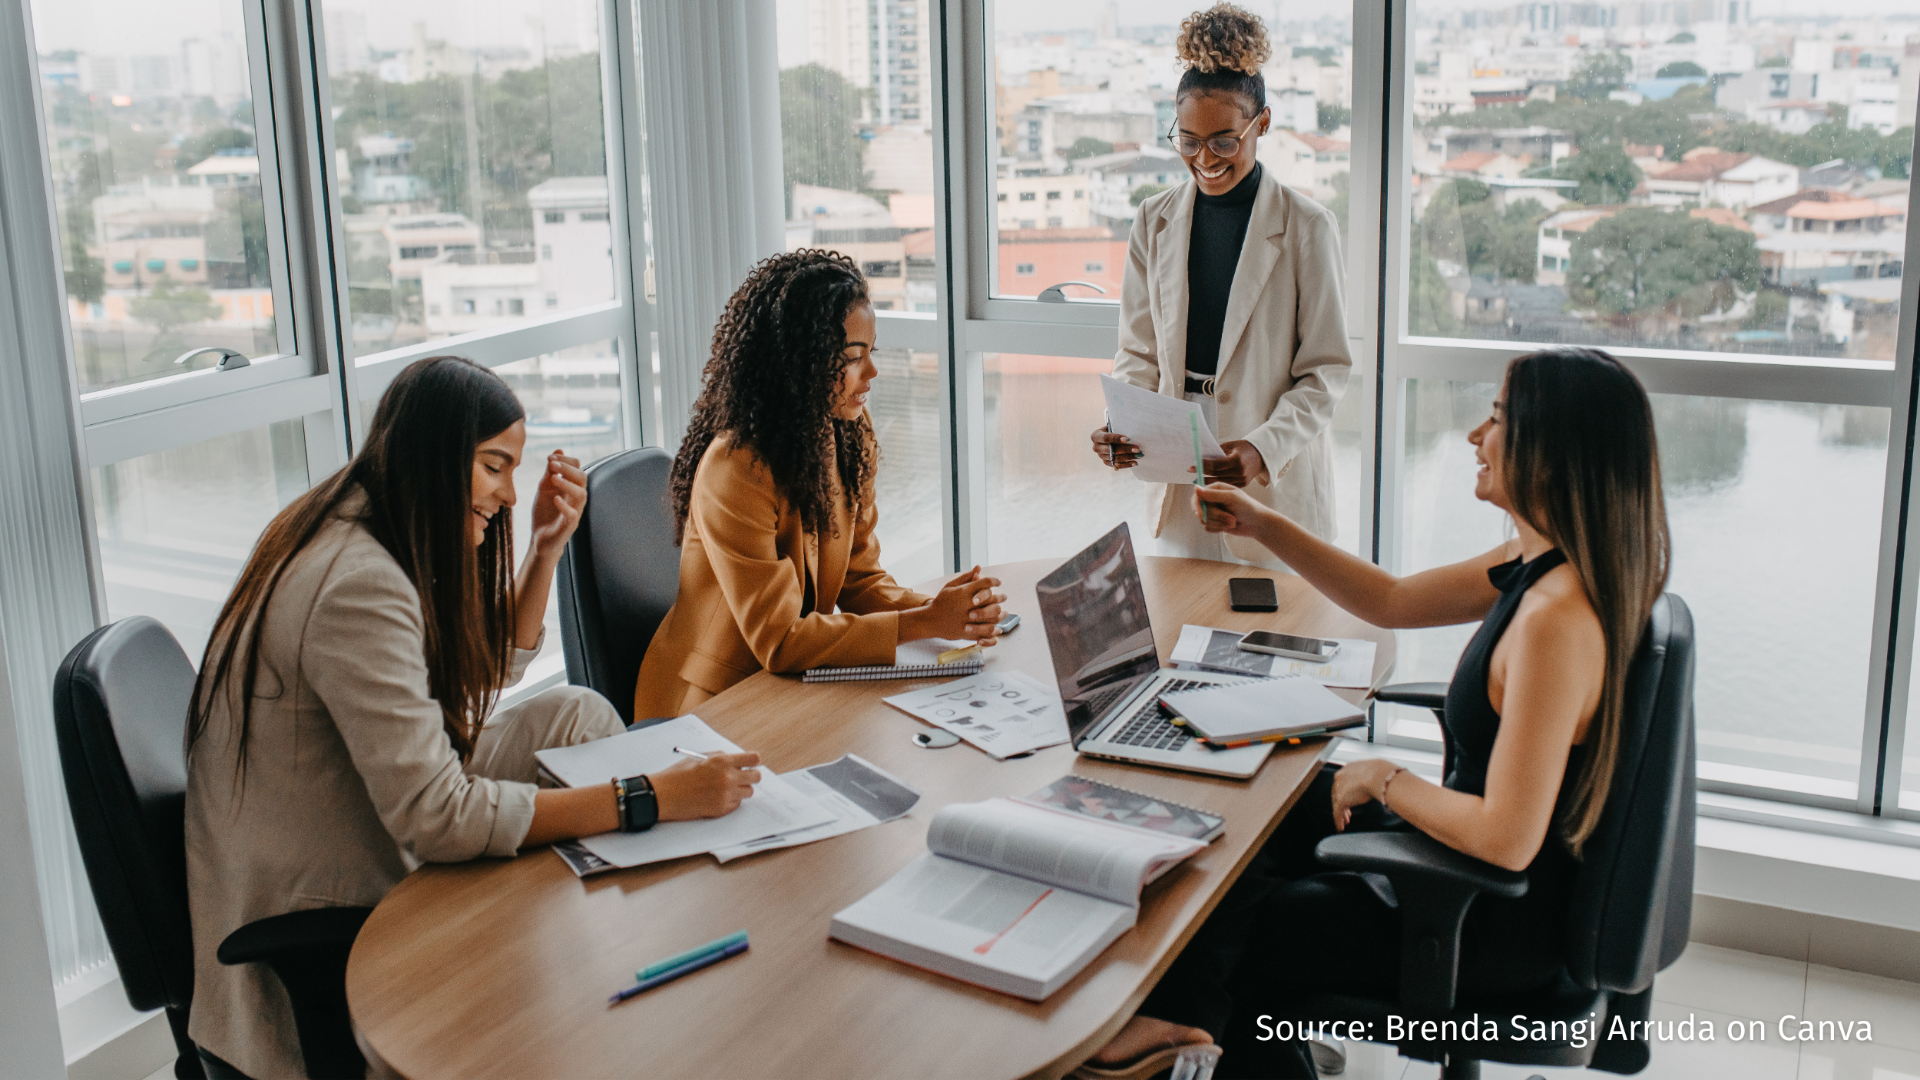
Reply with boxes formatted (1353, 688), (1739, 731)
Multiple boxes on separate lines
(633, 431), (930, 718)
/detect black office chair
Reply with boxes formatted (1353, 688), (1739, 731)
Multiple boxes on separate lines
(53, 617), (372, 1080)
(557, 446), (682, 724)
(1233, 594), (1696, 1079)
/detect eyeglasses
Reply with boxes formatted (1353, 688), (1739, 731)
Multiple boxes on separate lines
(1166, 112), (1266, 158)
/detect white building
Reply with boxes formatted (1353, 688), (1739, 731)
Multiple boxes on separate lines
(804, 0), (932, 128)
(529, 177), (616, 312)
(1639, 151), (1797, 211)
(421, 252), (539, 335)
(1260, 131), (1351, 203)
(996, 172), (1092, 230)
(1074, 147), (1184, 226)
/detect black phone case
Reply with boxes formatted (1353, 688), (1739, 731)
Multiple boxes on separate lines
(1228, 577), (1279, 612)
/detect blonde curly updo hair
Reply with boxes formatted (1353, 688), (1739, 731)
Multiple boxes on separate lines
(1176, 3), (1272, 75)
(1173, 3), (1270, 117)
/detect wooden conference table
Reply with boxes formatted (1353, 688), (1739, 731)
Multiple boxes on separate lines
(346, 557), (1397, 1080)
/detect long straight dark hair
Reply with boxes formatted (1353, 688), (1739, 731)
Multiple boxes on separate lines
(1501, 347), (1670, 856)
(189, 357), (526, 783)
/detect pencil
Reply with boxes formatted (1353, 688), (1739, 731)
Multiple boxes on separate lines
(1191, 412), (1209, 524)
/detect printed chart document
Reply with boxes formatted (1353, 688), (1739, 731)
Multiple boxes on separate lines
(1099, 375), (1225, 485)
(882, 669), (1070, 759)
(829, 798), (1206, 1000)
(710, 754), (922, 862)
(1170, 624), (1377, 688)
(534, 715), (835, 872)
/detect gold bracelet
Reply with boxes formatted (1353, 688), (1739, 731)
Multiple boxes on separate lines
(1380, 766), (1407, 812)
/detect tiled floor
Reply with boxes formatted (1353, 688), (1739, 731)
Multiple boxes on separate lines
(139, 944), (1916, 1080)
(1329, 944), (1920, 1080)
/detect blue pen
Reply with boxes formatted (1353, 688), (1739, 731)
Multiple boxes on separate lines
(609, 940), (749, 1004)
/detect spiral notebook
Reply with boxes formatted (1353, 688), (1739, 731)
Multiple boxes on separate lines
(803, 638), (984, 682)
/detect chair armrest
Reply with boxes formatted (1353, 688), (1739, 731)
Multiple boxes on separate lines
(1316, 833), (1527, 1014)
(1372, 682), (1449, 712)
(217, 907), (373, 965)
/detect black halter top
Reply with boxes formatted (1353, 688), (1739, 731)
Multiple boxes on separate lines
(1440, 547), (1586, 983)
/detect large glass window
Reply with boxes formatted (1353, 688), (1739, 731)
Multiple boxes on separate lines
(1387, 380), (1887, 801)
(34, 0), (284, 392)
(867, 347), (946, 586)
(91, 421), (311, 663)
(1405, 0), (1911, 361)
(321, 0), (617, 359)
(776, 0), (939, 313)
(989, 2), (1356, 305)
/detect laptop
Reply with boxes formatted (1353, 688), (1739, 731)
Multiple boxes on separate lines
(1034, 523), (1274, 779)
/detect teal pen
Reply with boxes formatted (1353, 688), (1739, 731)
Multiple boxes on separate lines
(637, 930), (748, 981)
(1191, 412), (1209, 524)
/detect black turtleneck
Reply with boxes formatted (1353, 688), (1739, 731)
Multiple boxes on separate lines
(1185, 163), (1261, 377)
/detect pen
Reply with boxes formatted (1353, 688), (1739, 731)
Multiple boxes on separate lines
(609, 940), (749, 1004)
(1204, 729), (1330, 750)
(671, 746), (710, 761)
(636, 929), (748, 981)
(937, 642), (982, 664)
(1190, 412), (1209, 524)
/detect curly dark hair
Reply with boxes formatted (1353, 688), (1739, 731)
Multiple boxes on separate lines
(670, 249), (875, 543)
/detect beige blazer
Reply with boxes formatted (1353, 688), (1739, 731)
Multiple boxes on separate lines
(1115, 169), (1352, 563)
(184, 491), (546, 1079)
(633, 431), (929, 719)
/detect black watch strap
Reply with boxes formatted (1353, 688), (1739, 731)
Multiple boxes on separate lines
(614, 774), (659, 833)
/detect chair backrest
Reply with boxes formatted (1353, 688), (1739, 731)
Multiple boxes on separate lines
(556, 446), (681, 724)
(1564, 592), (1697, 994)
(51, 616), (199, 1012)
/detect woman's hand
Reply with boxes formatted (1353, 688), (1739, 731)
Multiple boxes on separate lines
(650, 751), (763, 821)
(1330, 758), (1400, 831)
(899, 566), (1006, 645)
(1193, 482), (1272, 536)
(1091, 426), (1141, 469)
(1194, 440), (1267, 488)
(528, 450), (587, 563)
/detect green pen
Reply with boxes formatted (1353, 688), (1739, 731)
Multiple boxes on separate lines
(1191, 412), (1209, 524)
(637, 930), (748, 981)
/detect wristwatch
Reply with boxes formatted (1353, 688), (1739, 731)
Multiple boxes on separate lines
(613, 774), (659, 833)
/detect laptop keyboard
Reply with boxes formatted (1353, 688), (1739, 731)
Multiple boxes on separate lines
(1106, 678), (1211, 751)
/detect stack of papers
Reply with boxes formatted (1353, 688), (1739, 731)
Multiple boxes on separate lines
(1099, 375), (1225, 485)
(538, 715), (921, 876)
(1170, 625), (1377, 688)
(882, 670), (1071, 759)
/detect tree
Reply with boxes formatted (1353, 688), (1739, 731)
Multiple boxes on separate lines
(1131, 183), (1171, 206)
(1062, 137), (1114, 162)
(1556, 142), (1642, 204)
(1325, 171), (1350, 233)
(780, 64), (869, 212)
(1567, 209), (1759, 325)
(1317, 103), (1352, 132)
(1408, 252), (1459, 334)
(1759, 56), (1788, 68)
(128, 276), (221, 337)
(1418, 180), (1543, 282)
(1667, 31), (1696, 44)
(1565, 51), (1632, 101)
(176, 126), (253, 171)
(63, 232), (104, 305)
(1655, 61), (1707, 78)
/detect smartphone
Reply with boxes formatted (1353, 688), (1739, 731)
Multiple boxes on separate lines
(1228, 577), (1279, 612)
(1238, 631), (1340, 662)
(996, 612), (1021, 635)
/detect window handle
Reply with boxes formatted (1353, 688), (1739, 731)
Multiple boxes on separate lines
(1037, 280), (1108, 303)
(173, 347), (250, 371)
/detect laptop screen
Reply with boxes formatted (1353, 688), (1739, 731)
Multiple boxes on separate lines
(1035, 523), (1160, 743)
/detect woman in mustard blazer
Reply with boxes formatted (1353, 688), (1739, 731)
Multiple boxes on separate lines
(635, 250), (1006, 718)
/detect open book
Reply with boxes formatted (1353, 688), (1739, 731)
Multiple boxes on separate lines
(829, 798), (1206, 1000)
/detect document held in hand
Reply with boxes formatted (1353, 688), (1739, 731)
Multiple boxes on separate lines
(829, 798), (1206, 1000)
(1099, 374), (1225, 485)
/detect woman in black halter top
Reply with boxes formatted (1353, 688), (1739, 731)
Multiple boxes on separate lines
(1080, 348), (1670, 1080)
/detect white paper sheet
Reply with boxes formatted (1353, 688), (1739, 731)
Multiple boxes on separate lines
(883, 669), (1071, 759)
(1169, 625), (1379, 689)
(709, 754), (922, 862)
(576, 769), (837, 868)
(1099, 374), (1225, 485)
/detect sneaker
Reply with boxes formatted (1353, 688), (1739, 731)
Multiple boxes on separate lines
(1308, 1037), (1346, 1076)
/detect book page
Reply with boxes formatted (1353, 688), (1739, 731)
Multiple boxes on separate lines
(925, 799), (1204, 906)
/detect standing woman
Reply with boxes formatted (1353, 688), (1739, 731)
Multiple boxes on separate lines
(634, 249), (1006, 718)
(1091, 2), (1351, 569)
(185, 357), (759, 1078)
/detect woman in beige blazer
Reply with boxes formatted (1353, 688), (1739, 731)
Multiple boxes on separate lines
(1091, 3), (1351, 573)
(635, 250), (1006, 719)
(185, 357), (760, 1078)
